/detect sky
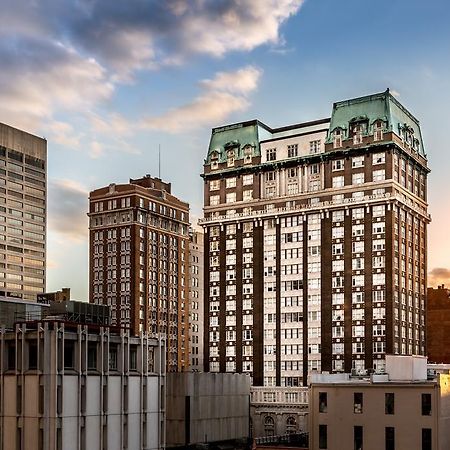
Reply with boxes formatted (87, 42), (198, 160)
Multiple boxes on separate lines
(1, 0), (449, 299)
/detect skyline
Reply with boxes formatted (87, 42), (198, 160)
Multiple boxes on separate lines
(1, 0), (449, 299)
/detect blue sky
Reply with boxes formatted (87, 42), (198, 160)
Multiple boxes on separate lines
(1, 0), (449, 298)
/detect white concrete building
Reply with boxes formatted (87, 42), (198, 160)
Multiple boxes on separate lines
(0, 319), (165, 450)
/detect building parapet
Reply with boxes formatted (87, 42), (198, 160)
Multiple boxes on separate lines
(250, 386), (309, 405)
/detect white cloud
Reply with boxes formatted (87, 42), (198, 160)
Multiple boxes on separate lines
(48, 179), (89, 241)
(143, 65), (262, 133)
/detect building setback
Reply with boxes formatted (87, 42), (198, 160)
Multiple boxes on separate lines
(88, 175), (190, 372)
(201, 90), (429, 386)
(188, 228), (204, 371)
(427, 285), (450, 364)
(0, 122), (47, 301)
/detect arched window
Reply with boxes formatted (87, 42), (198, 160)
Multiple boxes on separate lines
(333, 129), (342, 149)
(286, 416), (297, 434)
(264, 416), (275, 436)
(374, 120), (384, 141)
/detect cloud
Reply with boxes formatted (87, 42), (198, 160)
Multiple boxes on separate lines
(0, 37), (113, 132)
(429, 268), (450, 288)
(143, 65), (262, 132)
(48, 179), (89, 241)
(46, 121), (82, 148)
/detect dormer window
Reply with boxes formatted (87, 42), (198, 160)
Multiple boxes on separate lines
(353, 124), (363, 145)
(210, 151), (219, 170)
(227, 149), (235, 167)
(374, 121), (384, 141)
(333, 129), (342, 149)
(413, 138), (420, 153)
(243, 146), (253, 164)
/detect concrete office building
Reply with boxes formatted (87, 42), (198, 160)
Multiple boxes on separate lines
(166, 372), (250, 448)
(309, 355), (450, 450)
(0, 318), (165, 450)
(201, 90), (429, 386)
(0, 122), (46, 301)
(189, 228), (204, 371)
(89, 175), (190, 372)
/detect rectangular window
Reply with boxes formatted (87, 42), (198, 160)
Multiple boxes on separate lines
(64, 341), (75, 369)
(310, 140), (321, 154)
(88, 345), (97, 370)
(319, 392), (327, 413)
(287, 144), (298, 158)
(354, 426), (363, 450)
(352, 156), (364, 168)
(266, 148), (277, 161)
(332, 176), (344, 188)
(422, 428), (432, 450)
(226, 177), (236, 188)
(243, 174), (253, 185)
(422, 393), (432, 416)
(352, 173), (365, 185)
(319, 425), (327, 449)
(332, 159), (344, 171)
(354, 393), (363, 414)
(385, 393), (394, 414)
(109, 346), (118, 370)
(385, 427), (395, 450)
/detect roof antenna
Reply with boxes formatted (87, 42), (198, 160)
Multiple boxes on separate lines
(158, 144), (161, 179)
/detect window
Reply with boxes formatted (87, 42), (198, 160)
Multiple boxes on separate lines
(421, 393), (431, 416)
(353, 124), (363, 144)
(64, 341), (75, 369)
(226, 177), (236, 188)
(333, 129), (342, 149)
(243, 190), (253, 201)
(210, 195), (220, 206)
(373, 170), (385, 182)
(266, 148), (277, 161)
(109, 346), (118, 370)
(374, 122), (384, 141)
(354, 426), (363, 450)
(243, 174), (253, 185)
(264, 416), (275, 437)
(210, 180), (220, 191)
(227, 149), (235, 167)
(353, 173), (365, 185)
(332, 159), (344, 171)
(266, 171), (276, 182)
(288, 144), (298, 158)
(354, 393), (363, 414)
(129, 346), (137, 371)
(310, 164), (320, 175)
(319, 392), (327, 412)
(385, 393), (394, 414)
(422, 428), (432, 450)
(28, 342), (38, 370)
(332, 176), (344, 188)
(88, 345), (97, 370)
(373, 152), (385, 164)
(310, 140), (321, 154)
(226, 192), (236, 203)
(352, 156), (364, 168)
(319, 425), (327, 449)
(385, 427), (395, 450)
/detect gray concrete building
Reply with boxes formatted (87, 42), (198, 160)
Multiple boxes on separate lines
(189, 228), (204, 371)
(0, 122), (47, 301)
(0, 318), (165, 450)
(166, 372), (251, 448)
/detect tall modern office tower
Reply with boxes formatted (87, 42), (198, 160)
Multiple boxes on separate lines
(201, 90), (429, 386)
(188, 228), (204, 371)
(89, 175), (190, 372)
(0, 123), (46, 301)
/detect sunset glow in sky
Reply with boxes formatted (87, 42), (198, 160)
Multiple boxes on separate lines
(1, 0), (449, 298)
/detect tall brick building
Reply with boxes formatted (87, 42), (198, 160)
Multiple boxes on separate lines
(427, 285), (450, 363)
(89, 175), (190, 371)
(201, 90), (429, 386)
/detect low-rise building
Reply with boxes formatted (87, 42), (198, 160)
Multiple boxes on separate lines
(250, 386), (308, 438)
(0, 318), (165, 450)
(309, 355), (450, 450)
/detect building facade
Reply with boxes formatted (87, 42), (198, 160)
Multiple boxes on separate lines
(89, 175), (190, 372)
(250, 386), (308, 438)
(0, 319), (165, 450)
(201, 90), (429, 386)
(427, 285), (450, 364)
(189, 229), (204, 371)
(0, 122), (46, 301)
(309, 356), (450, 450)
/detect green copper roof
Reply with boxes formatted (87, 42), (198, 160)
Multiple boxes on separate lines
(206, 120), (272, 163)
(326, 89), (426, 157)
